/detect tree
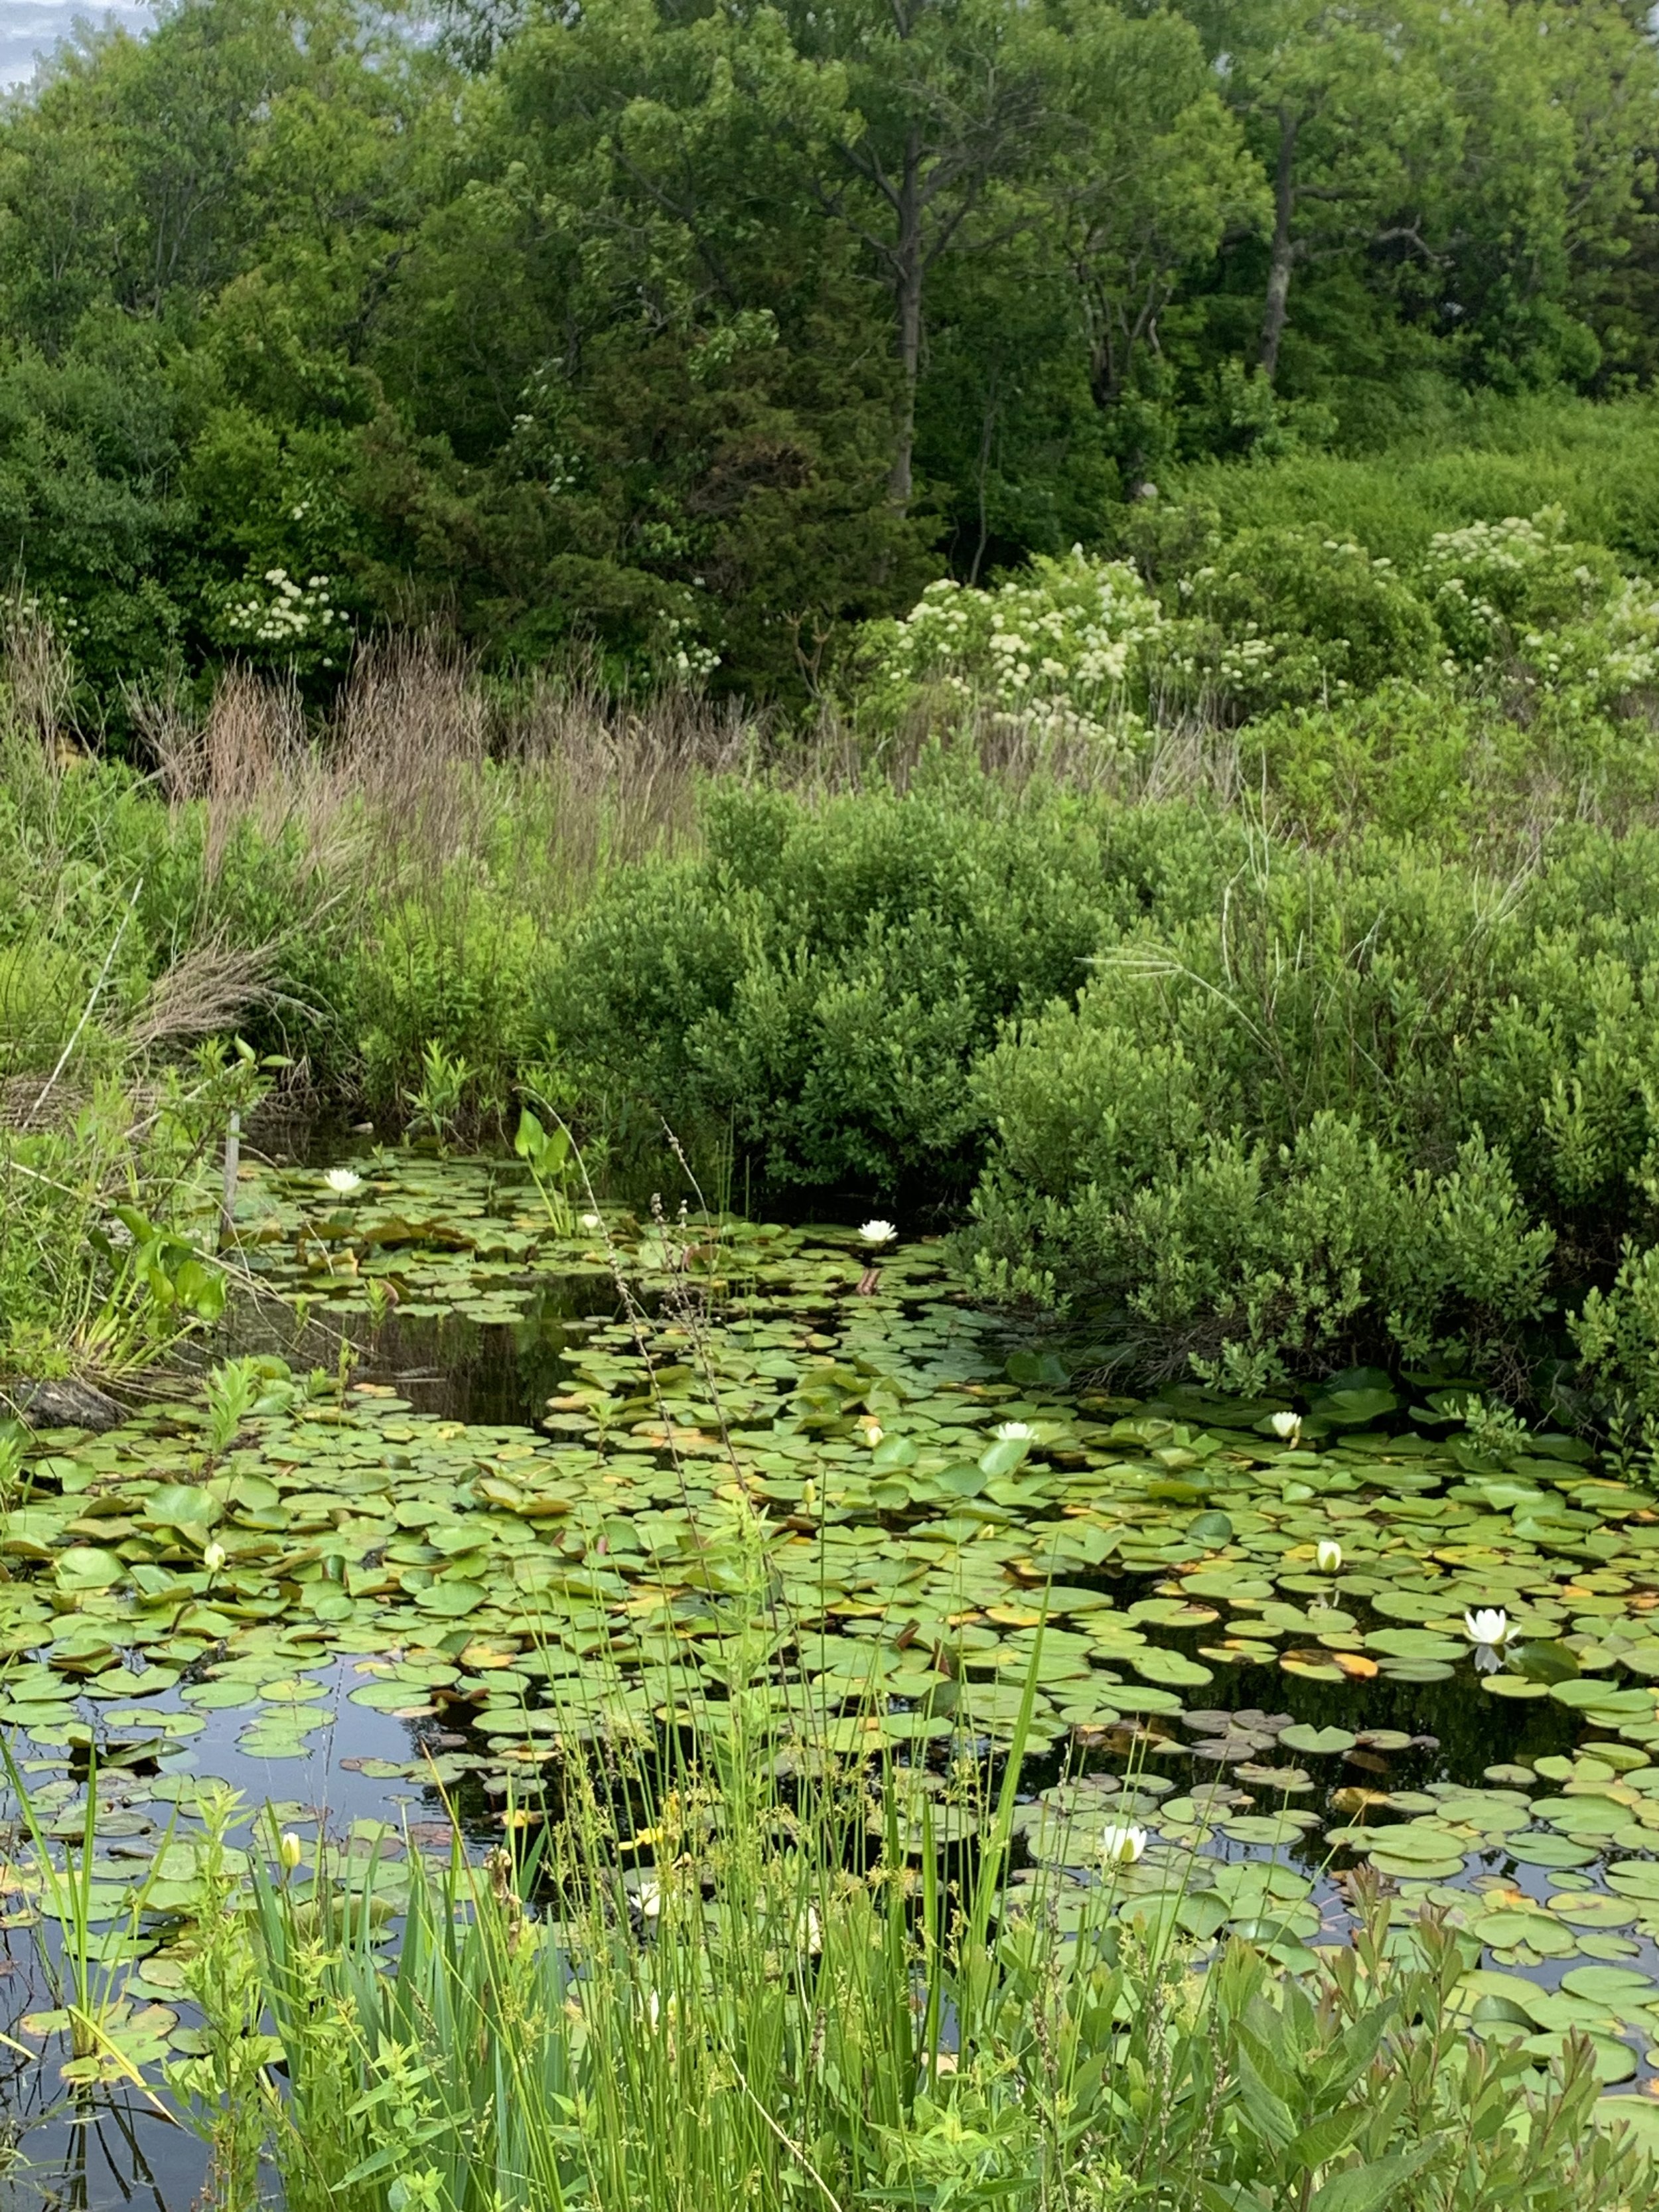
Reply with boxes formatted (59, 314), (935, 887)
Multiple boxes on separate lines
(366, 0), (936, 689)
(1049, 2), (1265, 436)
(1194, 0), (1453, 382)
(780, 0), (1071, 506)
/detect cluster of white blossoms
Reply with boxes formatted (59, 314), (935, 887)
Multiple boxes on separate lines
(221, 568), (350, 664)
(865, 505), (1659, 743)
(658, 611), (720, 682)
(1417, 507), (1659, 703)
(871, 550), (1168, 749)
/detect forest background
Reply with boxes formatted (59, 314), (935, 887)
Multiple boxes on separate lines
(8, 0), (1659, 713)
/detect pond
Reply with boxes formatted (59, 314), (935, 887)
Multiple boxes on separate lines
(6, 1149), (1659, 2202)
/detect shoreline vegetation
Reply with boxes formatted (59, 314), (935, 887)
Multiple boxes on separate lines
(17, 417), (1659, 1430)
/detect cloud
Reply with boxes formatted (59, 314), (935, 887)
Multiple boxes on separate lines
(1, 3), (157, 94)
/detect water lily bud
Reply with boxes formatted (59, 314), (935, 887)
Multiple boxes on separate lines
(1315, 1539), (1342, 1575)
(277, 1831), (303, 1872)
(580, 1213), (603, 1233)
(1269, 1410), (1303, 1443)
(202, 1541), (228, 1574)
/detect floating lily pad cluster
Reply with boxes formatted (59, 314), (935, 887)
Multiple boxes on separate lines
(7, 1156), (1659, 2133)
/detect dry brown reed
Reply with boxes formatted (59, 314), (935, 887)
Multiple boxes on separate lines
(125, 936), (281, 1052)
(867, 680), (1244, 808)
(135, 639), (766, 912)
(1, 599), (77, 765)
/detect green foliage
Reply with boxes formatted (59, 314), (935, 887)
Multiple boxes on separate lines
(960, 823), (1659, 1403)
(0, 1065), (246, 1381)
(861, 550), (1170, 745)
(0, 333), (190, 700)
(538, 771), (1175, 1194)
(157, 1686), (1652, 2212)
(1, 0), (1656, 701)
(1173, 397), (1659, 569)
(1179, 526), (1442, 711)
(869, 481), (1659, 743)
(352, 895), (542, 1126)
(1242, 684), (1648, 849)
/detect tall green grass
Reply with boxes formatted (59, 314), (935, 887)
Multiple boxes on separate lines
(127, 1455), (1648, 2212)
(151, 1676), (1654, 2212)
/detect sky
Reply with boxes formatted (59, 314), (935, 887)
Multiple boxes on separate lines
(0, 0), (157, 92)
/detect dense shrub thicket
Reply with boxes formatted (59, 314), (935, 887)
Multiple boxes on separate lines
(962, 828), (1659, 1398)
(863, 500), (1659, 735)
(542, 784), (1659, 1424)
(22, 733), (1659, 1427)
(537, 776), (1228, 1191)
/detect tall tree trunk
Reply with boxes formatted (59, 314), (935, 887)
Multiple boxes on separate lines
(1258, 105), (1299, 381)
(889, 127), (924, 506)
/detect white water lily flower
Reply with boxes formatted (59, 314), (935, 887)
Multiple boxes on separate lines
(277, 1831), (304, 1872)
(994, 1421), (1036, 1442)
(323, 1167), (363, 1197)
(1269, 1410), (1303, 1442)
(1464, 1608), (1516, 1647)
(1315, 1538), (1342, 1575)
(1099, 1823), (1148, 1868)
(859, 1218), (897, 1245)
(580, 1213), (603, 1232)
(202, 1541), (228, 1575)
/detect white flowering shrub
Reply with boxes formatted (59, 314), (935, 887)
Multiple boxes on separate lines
(1419, 508), (1618, 660)
(208, 568), (350, 671)
(864, 509), (1659, 744)
(1173, 527), (1441, 714)
(862, 549), (1169, 748)
(656, 610), (720, 682)
(1417, 507), (1659, 712)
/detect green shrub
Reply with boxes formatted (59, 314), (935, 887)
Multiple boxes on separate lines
(1243, 682), (1650, 848)
(0, 937), (86, 1069)
(349, 889), (545, 1124)
(858, 550), (1170, 747)
(0, 1055), (252, 1381)
(1178, 526), (1442, 713)
(864, 484), (1659, 747)
(539, 772), (1234, 1195)
(961, 824), (1659, 1402)
(1171, 393), (1659, 570)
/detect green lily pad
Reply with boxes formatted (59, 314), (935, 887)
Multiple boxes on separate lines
(411, 1582), (488, 1618)
(1279, 1724), (1356, 1756)
(143, 1486), (224, 1530)
(53, 1548), (125, 1591)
